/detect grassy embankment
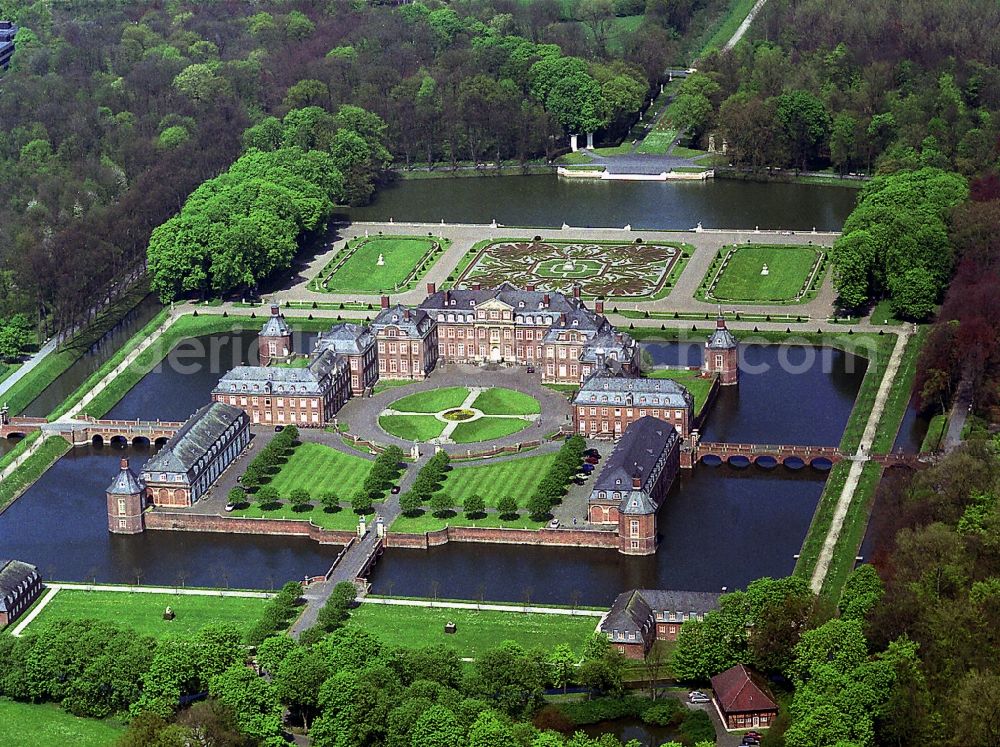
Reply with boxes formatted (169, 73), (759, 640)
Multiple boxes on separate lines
(22, 589), (270, 640)
(2, 287), (155, 417)
(0, 436), (70, 511)
(347, 602), (598, 658)
(921, 414), (948, 452)
(0, 699), (125, 747)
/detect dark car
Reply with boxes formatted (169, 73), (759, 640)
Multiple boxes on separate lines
(526, 365), (536, 374)
(585, 455), (600, 465)
(274, 425), (284, 432)
(581, 463), (594, 473)
(390, 486), (401, 494)
(583, 448), (600, 459)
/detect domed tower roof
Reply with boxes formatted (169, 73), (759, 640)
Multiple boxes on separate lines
(107, 457), (144, 495)
(260, 304), (292, 338)
(706, 314), (738, 350)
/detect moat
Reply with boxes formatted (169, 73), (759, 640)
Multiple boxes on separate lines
(3, 332), (862, 599)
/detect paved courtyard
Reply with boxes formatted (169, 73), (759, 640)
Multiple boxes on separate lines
(337, 364), (574, 457)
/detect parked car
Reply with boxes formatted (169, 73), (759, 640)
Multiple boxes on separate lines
(741, 738), (760, 746)
(744, 732), (762, 740)
(585, 455), (600, 465)
(526, 365), (536, 373)
(274, 425), (284, 432)
(547, 518), (560, 529)
(581, 463), (594, 473)
(224, 503), (236, 512)
(390, 486), (401, 494)
(689, 694), (710, 704)
(688, 691), (707, 699)
(584, 448), (600, 459)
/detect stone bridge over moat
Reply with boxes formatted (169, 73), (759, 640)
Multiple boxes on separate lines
(687, 440), (926, 470)
(1, 415), (184, 447)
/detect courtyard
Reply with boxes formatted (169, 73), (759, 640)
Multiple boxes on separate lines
(697, 244), (826, 304)
(453, 238), (689, 299)
(308, 235), (448, 294)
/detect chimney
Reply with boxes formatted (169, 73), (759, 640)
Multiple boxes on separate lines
(573, 285), (581, 299)
(717, 315), (727, 329)
(560, 312), (567, 325)
(526, 283), (535, 292)
(543, 293), (550, 307)
(445, 289), (451, 305)
(427, 282), (436, 295)
(381, 295), (390, 309)
(595, 298), (604, 314)
(472, 283), (481, 291)
(120, 457), (129, 471)
(404, 309), (411, 321)
(270, 304), (280, 317)
(632, 474), (642, 489)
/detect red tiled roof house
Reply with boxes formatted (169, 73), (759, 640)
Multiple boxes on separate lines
(710, 664), (778, 730)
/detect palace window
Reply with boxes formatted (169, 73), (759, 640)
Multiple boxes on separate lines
(630, 520), (639, 536)
(118, 498), (127, 516)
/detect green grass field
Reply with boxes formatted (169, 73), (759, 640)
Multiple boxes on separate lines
(636, 130), (677, 155)
(231, 501), (373, 530)
(391, 509), (548, 533)
(921, 413), (948, 452)
(372, 379), (415, 394)
(314, 236), (441, 293)
(391, 386), (471, 412)
(0, 699), (125, 747)
(266, 442), (377, 498)
(647, 369), (714, 414)
(472, 388), (540, 415)
(450, 417), (532, 443)
(439, 452), (559, 507)
(706, 245), (822, 303)
(348, 603), (597, 658)
(27, 589), (270, 639)
(379, 414), (447, 442)
(0, 436), (70, 511)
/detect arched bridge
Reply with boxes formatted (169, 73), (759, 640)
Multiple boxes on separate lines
(695, 441), (844, 469)
(44, 417), (185, 447)
(0, 416), (47, 439)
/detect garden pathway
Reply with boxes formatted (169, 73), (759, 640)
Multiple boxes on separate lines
(359, 595), (603, 617)
(809, 329), (910, 594)
(724, 0), (769, 50)
(0, 337), (58, 400)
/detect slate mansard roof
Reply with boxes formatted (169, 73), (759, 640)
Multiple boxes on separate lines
(0, 560), (39, 612)
(107, 458), (144, 496)
(706, 317), (738, 350)
(371, 304), (434, 337)
(214, 349), (345, 396)
(420, 283), (581, 319)
(260, 306), (292, 339)
(602, 589), (653, 636)
(574, 370), (694, 410)
(601, 588), (721, 636)
(143, 403), (247, 475)
(592, 416), (680, 515)
(316, 322), (375, 355)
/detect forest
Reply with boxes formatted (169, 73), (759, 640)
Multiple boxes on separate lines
(0, 0), (726, 338)
(675, 0), (1000, 176)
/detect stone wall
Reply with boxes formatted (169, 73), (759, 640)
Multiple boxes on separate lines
(384, 525), (619, 550)
(144, 510), (355, 545)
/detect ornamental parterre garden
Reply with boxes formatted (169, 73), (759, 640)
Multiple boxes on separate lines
(455, 239), (689, 299)
(378, 386), (541, 444)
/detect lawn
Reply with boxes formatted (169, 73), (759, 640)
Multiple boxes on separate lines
(313, 236), (443, 293)
(870, 299), (903, 326)
(391, 509), (548, 533)
(379, 414), (447, 442)
(439, 452), (559, 507)
(647, 369), (714, 414)
(471, 388), (540, 415)
(705, 245), (822, 303)
(0, 436), (70, 511)
(231, 501), (374, 530)
(451, 417), (532, 443)
(0, 699), (125, 747)
(267, 442), (376, 498)
(27, 589), (270, 639)
(373, 379), (415, 394)
(348, 603), (597, 658)
(391, 386), (471, 413)
(636, 130), (677, 155)
(921, 413), (948, 452)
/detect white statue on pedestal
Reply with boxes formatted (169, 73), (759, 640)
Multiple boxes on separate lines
(761, 264), (769, 276)
(377, 254), (385, 266)
(562, 259), (576, 272)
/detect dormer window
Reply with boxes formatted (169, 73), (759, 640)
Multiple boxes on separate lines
(572, 320), (578, 327)
(518, 301), (524, 307)
(392, 314), (399, 322)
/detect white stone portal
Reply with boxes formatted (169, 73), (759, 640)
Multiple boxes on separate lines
(761, 264), (769, 276)
(377, 253), (385, 266)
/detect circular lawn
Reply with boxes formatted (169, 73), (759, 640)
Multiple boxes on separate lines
(378, 386), (540, 444)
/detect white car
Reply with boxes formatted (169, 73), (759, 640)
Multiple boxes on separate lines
(689, 693), (710, 704)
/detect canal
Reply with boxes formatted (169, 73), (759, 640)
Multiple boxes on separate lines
(340, 175), (858, 231)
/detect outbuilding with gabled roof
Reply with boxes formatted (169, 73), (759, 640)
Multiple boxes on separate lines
(710, 663), (778, 730)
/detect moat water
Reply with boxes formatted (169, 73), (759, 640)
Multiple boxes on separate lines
(341, 175), (858, 231)
(4, 334), (856, 595)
